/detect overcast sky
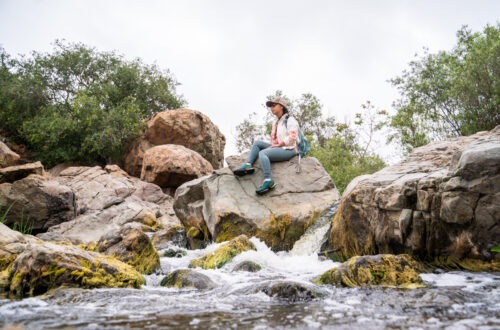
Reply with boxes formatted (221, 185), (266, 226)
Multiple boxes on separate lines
(1, 0), (499, 159)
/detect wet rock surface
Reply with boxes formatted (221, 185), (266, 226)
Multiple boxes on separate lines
(232, 260), (262, 272)
(160, 269), (216, 290)
(317, 254), (426, 288)
(256, 281), (325, 302)
(189, 235), (256, 269)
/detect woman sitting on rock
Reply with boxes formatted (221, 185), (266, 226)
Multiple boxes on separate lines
(233, 97), (299, 195)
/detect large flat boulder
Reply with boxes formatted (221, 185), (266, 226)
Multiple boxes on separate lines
(328, 126), (500, 270)
(174, 155), (339, 251)
(0, 161), (44, 183)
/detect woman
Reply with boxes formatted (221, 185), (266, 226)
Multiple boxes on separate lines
(233, 96), (299, 195)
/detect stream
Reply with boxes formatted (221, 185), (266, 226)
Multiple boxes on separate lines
(1, 204), (499, 329)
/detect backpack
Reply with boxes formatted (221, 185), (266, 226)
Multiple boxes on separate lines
(284, 115), (311, 173)
(284, 115), (311, 158)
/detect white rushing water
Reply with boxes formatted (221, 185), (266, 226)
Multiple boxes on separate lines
(1, 208), (499, 329)
(289, 203), (338, 257)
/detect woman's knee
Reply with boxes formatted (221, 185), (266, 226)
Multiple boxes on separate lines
(258, 149), (269, 158)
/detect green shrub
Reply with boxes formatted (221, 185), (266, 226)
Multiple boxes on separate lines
(0, 40), (185, 167)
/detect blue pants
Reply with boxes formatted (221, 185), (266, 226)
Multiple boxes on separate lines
(247, 140), (297, 180)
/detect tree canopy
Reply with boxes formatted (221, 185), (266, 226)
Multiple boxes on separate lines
(388, 24), (500, 152)
(0, 40), (185, 166)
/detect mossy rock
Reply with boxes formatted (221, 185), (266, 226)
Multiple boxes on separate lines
(162, 248), (188, 258)
(431, 256), (500, 272)
(0, 267), (11, 294)
(0, 256), (16, 271)
(189, 235), (256, 269)
(215, 212), (321, 252)
(316, 254), (426, 289)
(152, 225), (187, 250)
(6, 242), (145, 298)
(186, 225), (210, 250)
(97, 226), (160, 274)
(232, 260), (262, 272)
(160, 269), (216, 290)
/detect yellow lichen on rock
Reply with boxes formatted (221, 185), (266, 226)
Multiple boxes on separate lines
(72, 256), (146, 289)
(433, 256), (500, 272)
(316, 254), (426, 289)
(6, 243), (145, 298)
(189, 235), (256, 269)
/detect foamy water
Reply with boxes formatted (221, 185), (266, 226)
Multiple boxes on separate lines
(1, 236), (499, 330)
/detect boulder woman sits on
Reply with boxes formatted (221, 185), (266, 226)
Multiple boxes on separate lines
(234, 97), (299, 195)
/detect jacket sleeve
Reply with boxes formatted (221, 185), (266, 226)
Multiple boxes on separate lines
(284, 117), (299, 146)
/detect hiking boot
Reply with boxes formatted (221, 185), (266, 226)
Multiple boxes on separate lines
(233, 164), (255, 177)
(256, 180), (276, 195)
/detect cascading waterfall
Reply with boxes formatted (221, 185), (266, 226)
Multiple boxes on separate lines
(289, 202), (339, 256)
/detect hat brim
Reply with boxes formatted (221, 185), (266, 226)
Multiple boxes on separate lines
(265, 101), (275, 107)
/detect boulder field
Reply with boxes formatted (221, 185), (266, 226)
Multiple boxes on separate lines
(1, 109), (499, 297)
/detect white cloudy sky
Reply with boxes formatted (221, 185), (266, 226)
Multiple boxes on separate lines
(1, 0), (499, 159)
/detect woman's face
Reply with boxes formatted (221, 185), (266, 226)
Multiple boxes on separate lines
(270, 103), (284, 117)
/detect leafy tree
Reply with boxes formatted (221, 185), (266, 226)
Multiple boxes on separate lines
(389, 24), (500, 152)
(234, 112), (266, 153)
(0, 40), (185, 166)
(311, 107), (386, 194)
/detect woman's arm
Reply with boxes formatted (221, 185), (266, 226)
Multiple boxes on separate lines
(283, 117), (299, 147)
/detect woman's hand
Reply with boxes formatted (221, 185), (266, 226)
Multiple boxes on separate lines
(271, 141), (285, 148)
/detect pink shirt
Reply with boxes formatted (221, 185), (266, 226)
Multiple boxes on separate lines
(271, 115), (299, 151)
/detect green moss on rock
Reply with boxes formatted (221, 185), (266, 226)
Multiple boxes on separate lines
(160, 269), (215, 290)
(327, 203), (377, 261)
(316, 254), (426, 289)
(215, 211), (322, 252)
(186, 223), (211, 250)
(71, 256), (146, 289)
(7, 247), (145, 298)
(131, 242), (159, 275)
(0, 256), (16, 271)
(0, 266), (12, 294)
(254, 214), (301, 251)
(189, 235), (256, 269)
(432, 256), (500, 272)
(97, 227), (160, 275)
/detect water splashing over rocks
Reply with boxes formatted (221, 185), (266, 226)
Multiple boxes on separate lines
(1, 234), (498, 329)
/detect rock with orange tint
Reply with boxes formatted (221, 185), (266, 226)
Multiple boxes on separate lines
(141, 144), (213, 189)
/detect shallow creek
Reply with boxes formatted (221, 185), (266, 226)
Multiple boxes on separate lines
(1, 206), (499, 329)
